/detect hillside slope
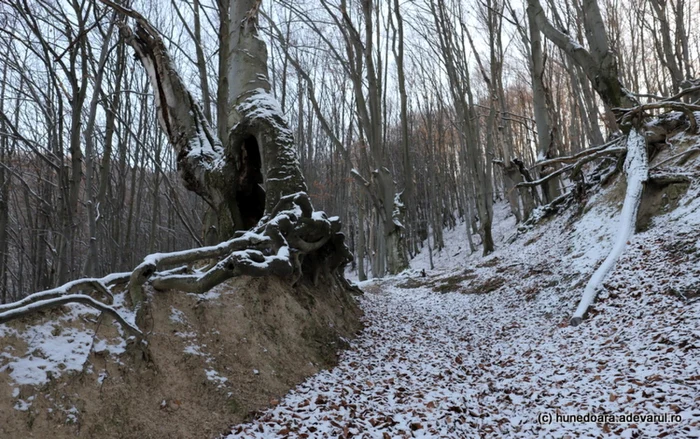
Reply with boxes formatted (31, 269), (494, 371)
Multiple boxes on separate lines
(227, 139), (700, 437)
(2, 134), (699, 438)
(0, 276), (361, 438)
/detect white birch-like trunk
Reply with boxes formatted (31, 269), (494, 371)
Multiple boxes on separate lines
(570, 129), (648, 325)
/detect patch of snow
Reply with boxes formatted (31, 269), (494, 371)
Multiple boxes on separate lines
(14, 396), (34, 412)
(65, 405), (79, 424)
(0, 286), (135, 388)
(169, 306), (187, 324)
(183, 345), (207, 357)
(93, 338), (126, 356)
(186, 291), (221, 301)
(311, 211), (327, 221)
(2, 319), (93, 386)
(205, 369), (228, 388)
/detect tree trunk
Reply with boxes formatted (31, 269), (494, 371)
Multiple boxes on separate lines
(357, 195), (367, 282)
(527, 0), (637, 111)
(526, 5), (562, 203)
(98, 0), (356, 310)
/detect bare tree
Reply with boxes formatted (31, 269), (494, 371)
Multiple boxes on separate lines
(0, 0), (357, 331)
(526, 0), (637, 110)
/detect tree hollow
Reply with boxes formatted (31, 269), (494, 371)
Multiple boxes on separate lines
(237, 135), (265, 229)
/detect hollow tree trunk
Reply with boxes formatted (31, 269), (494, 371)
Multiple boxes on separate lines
(99, 0), (356, 313)
(224, 0), (306, 216)
(108, 0), (306, 242)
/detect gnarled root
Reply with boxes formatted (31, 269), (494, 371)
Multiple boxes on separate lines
(130, 192), (356, 301)
(1, 193), (358, 342)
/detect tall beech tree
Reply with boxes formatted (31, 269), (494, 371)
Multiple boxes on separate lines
(102, 0), (354, 299)
(0, 0), (358, 331)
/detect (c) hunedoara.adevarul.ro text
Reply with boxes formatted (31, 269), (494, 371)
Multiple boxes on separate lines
(537, 413), (682, 424)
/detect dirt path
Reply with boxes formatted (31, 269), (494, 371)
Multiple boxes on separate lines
(226, 273), (700, 438)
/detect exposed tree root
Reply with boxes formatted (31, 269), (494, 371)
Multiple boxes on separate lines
(0, 193), (356, 339)
(0, 275), (124, 313)
(0, 294), (142, 337)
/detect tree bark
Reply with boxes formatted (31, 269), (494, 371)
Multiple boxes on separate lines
(97, 0), (356, 311)
(527, 0), (638, 111)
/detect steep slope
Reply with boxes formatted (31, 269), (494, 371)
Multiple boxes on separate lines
(0, 277), (361, 439)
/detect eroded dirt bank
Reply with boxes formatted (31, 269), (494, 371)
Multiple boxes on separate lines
(0, 276), (362, 439)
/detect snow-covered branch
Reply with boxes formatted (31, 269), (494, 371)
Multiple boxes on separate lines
(571, 129), (649, 325)
(517, 146), (628, 191)
(0, 276), (117, 313)
(98, 0), (225, 205)
(0, 294), (142, 337)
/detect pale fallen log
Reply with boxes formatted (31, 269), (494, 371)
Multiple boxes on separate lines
(571, 128), (648, 326)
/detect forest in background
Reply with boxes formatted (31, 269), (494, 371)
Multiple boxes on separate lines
(1, 0), (698, 303)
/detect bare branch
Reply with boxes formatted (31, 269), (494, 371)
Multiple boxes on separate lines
(0, 294), (142, 338)
(0, 276), (121, 313)
(529, 138), (623, 170)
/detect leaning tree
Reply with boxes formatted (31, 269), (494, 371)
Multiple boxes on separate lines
(0, 0), (358, 333)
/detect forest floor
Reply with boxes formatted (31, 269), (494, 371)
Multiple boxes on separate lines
(227, 181), (700, 438)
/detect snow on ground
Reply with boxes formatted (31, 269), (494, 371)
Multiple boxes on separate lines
(407, 202), (518, 276)
(228, 182), (700, 438)
(1, 155), (698, 436)
(0, 291), (133, 388)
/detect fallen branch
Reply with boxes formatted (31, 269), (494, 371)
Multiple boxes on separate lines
(661, 84), (700, 103)
(516, 146), (627, 190)
(516, 164), (574, 188)
(519, 191), (574, 228)
(620, 102), (700, 134)
(647, 172), (693, 185)
(650, 148), (700, 170)
(529, 138), (622, 170)
(569, 147), (627, 178)
(571, 128), (648, 326)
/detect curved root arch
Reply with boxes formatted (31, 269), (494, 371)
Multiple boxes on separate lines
(0, 193), (358, 340)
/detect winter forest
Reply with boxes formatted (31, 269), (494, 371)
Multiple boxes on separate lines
(0, 0), (699, 437)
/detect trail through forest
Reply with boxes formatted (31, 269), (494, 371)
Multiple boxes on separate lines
(3, 1), (700, 438)
(227, 199), (700, 438)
